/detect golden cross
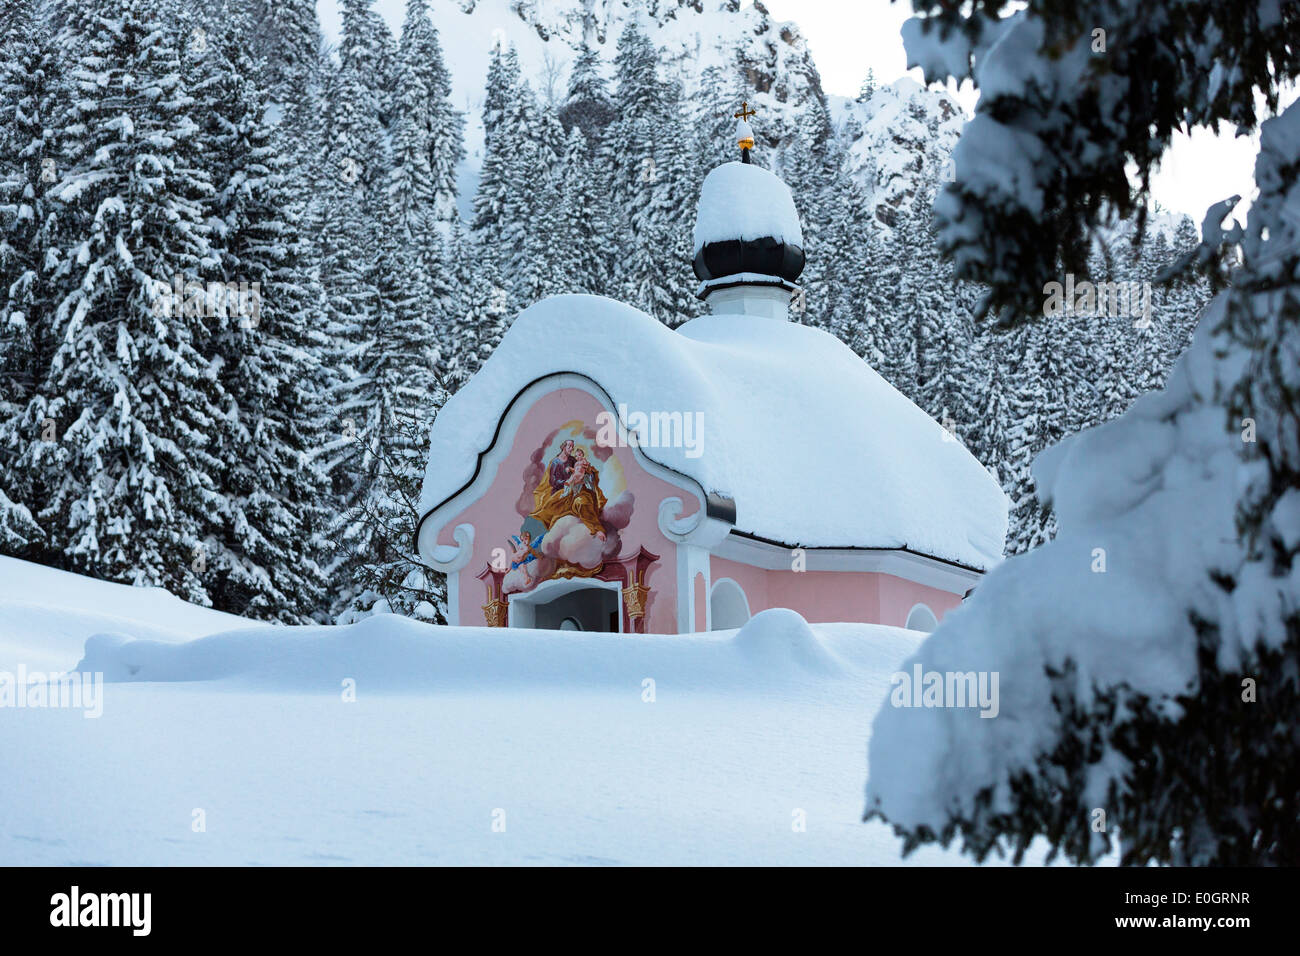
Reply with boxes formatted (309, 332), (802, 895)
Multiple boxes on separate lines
(733, 102), (756, 122)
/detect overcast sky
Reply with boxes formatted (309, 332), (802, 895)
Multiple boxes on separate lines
(759, 0), (1262, 224)
(321, 0), (1267, 225)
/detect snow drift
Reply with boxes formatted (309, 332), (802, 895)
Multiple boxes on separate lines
(2, 557), (1081, 866)
(73, 607), (909, 694)
(0, 555), (255, 672)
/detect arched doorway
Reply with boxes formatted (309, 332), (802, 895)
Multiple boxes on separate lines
(709, 578), (751, 630)
(508, 578), (622, 632)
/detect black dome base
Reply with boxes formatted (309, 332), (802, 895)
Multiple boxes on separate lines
(692, 236), (806, 285)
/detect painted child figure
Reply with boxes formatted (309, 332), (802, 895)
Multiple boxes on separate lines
(564, 450), (607, 541)
(509, 530), (544, 582)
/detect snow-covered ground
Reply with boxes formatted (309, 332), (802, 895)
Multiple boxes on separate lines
(1, 556), (1054, 865)
(0, 556), (256, 672)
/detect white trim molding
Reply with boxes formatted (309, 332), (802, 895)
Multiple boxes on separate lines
(676, 543), (711, 633)
(657, 495), (732, 549)
(428, 523), (475, 574)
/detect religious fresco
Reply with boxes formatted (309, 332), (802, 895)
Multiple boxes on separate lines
(500, 421), (635, 596)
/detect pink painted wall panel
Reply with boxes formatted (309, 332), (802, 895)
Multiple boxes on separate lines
(436, 387), (694, 633)
(876, 573), (963, 628)
(765, 568), (882, 625)
(708, 555), (965, 629)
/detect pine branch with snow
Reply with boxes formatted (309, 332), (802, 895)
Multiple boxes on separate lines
(867, 0), (1300, 866)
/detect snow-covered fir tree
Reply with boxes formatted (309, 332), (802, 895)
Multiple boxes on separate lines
(186, 1), (332, 621)
(28, 0), (226, 602)
(253, 0), (323, 117)
(0, 0), (62, 554)
(560, 37), (616, 143)
(554, 126), (617, 296)
(471, 43), (522, 249)
(393, 0), (462, 227)
(445, 232), (510, 392)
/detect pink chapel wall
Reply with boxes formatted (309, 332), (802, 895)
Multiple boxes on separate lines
(708, 555), (963, 629)
(434, 384), (967, 633)
(437, 387), (698, 633)
(876, 573), (964, 628)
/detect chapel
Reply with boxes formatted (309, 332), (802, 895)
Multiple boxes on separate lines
(414, 109), (1008, 633)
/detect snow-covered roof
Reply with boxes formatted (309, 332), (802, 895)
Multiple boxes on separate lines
(419, 295), (1007, 569)
(693, 162), (805, 255)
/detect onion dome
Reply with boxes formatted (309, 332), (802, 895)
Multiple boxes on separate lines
(692, 104), (806, 297)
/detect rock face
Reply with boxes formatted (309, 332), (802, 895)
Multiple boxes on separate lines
(829, 78), (966, 230)
(433, 0), (826, 171)
(433, 1), (969, 230)
(446, 0), (822, 111)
